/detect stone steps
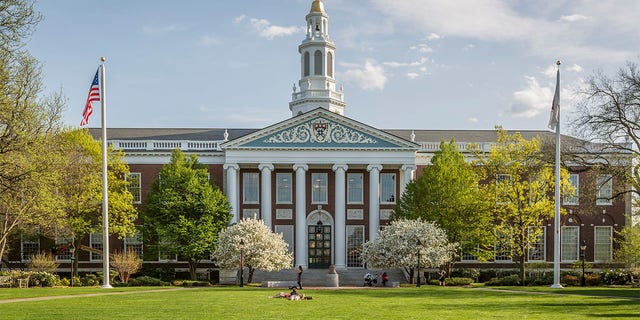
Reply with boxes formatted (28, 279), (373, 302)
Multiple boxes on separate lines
(251, 267), (406, 287)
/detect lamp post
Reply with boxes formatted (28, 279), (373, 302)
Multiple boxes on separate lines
(239, 239), (244, 287)
(580, 240), (587, 287)
(416, 239), (423, 288)
(68, 242), (76, 287)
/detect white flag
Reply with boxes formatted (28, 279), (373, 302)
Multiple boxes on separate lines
(548, 68), (560, 130)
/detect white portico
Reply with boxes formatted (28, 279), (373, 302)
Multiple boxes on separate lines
(221, 108), (418, 269)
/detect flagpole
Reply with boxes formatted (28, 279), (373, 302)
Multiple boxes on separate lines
(99, 57), (112, 289)
(551, 60), (563, 289)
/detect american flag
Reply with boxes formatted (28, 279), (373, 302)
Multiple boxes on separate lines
(80, 68), (100, 126)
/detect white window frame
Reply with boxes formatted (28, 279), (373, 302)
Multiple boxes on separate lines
(311, 173), (328, 204)
(242, 172), (260, 204)
(54, 231), (73, 262)
(124, 228), (144, 260)
(380, 173), (396, 204)
(561, 226), (579, 262)
(347, 173), (363, 204)
(158, 237), (177, 262)
(90, 232), (103, 262)
(594, 226), (612, 262)
(563, 174), (579, 205)
(21, 232), (40, 262)
(346, 225), (365, 268)
(596, 174), (613, 205)
(276, 173), (292, 204)
(494, 231), (511, 262)
(527, 226), (546, 262)
(127, 172), (142, 204)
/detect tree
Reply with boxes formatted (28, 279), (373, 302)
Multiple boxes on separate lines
(212, 218), (293, 284)
(144, 149), (232, 280)
(615, 223), (640, 270)
(54, 129), (138, 276)
(478, 128), (573, 284)
(361, 218), (458, 284)
(110, 250), (142, 283)
(0, 1), (65, 260)
(393, 140), (494, 264)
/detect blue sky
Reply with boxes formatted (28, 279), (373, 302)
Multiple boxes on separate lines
(26, 0), (639, 133)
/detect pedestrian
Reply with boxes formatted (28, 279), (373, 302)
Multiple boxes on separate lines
(296, 265), (303, 289)
(381, 272), (389, 286)
(438, 269), (447, 286)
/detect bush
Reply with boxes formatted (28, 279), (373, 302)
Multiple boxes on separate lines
(601, 269), (629, 285)
(58, 278), (70, 287)
(526, 273), (553, 286)
(445, 277), (474, 286)
(110, 250), (142, 283)
(585, 273), (602, 286)
(80, 274), (101, 286)
(27, 252), (59, 273)
(561, 274), (579, 286)
(485, 275), (521, 286)
(30, 272), (60, 287)
(451, 268), (479, 281)
(128, 276), (170, 287)
(180, 280), (211, 287)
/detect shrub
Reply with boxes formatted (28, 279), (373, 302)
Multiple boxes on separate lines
(585, 273), (602, 286)
(601, 269), (629, 285)
(180, 280), (211, 287)
(30, 272), (60, 287)
(128, 276), (170, 286)
(80, 274), (101, 286)
(485, 275), (521, 286)
(58, 278), (70, 287)
(561, 274), (579, 286)
(110, 250), (142, 283)
(445, 277), (474, 286)
(27, 252), (59, 273)
(485, 274), (520, 286)
(451, 268), (479, 281)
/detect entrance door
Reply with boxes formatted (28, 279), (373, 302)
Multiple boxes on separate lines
(308, 222), (331, 268)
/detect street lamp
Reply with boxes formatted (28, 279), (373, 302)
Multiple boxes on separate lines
(580, 240), (587, 287)
(239, 239), (244, 287)
(68, 242), (76, 287)
(416, 239), (423, 288)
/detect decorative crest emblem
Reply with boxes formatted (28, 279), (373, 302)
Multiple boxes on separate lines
(313, 121), (329, 142)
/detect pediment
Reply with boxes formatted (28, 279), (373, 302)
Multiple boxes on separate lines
(222, 108), (418, 151)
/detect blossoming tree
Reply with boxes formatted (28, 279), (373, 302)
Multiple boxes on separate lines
(213, 218), (293, 284)
(362, 218), (458, 284)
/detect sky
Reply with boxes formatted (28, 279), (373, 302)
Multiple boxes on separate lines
(25, 0), (640, 133)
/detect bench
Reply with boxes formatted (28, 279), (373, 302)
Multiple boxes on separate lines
(261, 280), (298, 288)
(631, 277), (640, 288)
(18, 276), (29, 288)
(0, 275), (11, 288)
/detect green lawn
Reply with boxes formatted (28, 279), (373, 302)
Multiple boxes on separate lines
(0, 286), (638, 320)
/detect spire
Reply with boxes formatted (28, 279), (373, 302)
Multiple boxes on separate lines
(290, 0), (346, 117)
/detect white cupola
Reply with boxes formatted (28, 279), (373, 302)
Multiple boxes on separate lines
(289, 0), (346, 117)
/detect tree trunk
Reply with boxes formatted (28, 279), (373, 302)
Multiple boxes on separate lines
(248, 266), (255, 284)
(405, 266), (415, 284)
(188, 260), (198, 280)
(518, 256), (526, 286)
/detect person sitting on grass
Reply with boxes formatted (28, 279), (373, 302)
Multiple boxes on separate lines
(271, 287), (312, 300)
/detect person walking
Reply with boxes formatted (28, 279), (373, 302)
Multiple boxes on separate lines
(296, 266), (303, 289)
(438, 269), (447, 286)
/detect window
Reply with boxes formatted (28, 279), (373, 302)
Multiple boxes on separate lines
(314, 50), (323, 75)
(527, 227), (546, 261)
(90, 232), (103, 261)
(594, 226), (612, 261)
(596, 175), (612, 205)
(312, 173), (328, 204)
(55, 232), (73, 261)
(496, 174), (512, 204)
(347, 173), (363, 204)
(303, 52), (310, 77)
(327, 52), (333, 77)
(276, 173), (292, 203)
(561, 226), (579, 261)
(380, 173), (396, 203)
(127, 172), (142, 203)
(21, 232), (40, 262)
(125, 229), (144, 259)
(563, 174), (579, 205)
(461, 243), (479, 262)
(158, 237), (177, 262)
(494, 232), (511, 261)
(346, 225), (365, 268)
(243, 172), (259, 204)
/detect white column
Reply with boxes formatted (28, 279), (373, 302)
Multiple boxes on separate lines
(401, 164), (417, 195)
(258, 163), (274, 229)
(367, 164), (382, 242)
(293, 163), (308, 268)
(223, 164), (240, 223)
(333, 164), (348, 269)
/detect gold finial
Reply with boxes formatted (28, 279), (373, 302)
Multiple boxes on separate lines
(310, 0), (325, 13)
(556, 60), (561, 66)
(100, 57), (106, 62)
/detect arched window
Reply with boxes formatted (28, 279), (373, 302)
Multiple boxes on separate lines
(314, 50), (323, 75)
(304, 52), (310, 77)
(327, 52), (333, 78)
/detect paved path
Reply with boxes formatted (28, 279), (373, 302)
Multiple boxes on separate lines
(0, 287), (191, 304)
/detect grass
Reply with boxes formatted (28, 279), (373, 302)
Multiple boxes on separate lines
(0, 285), (638, 319)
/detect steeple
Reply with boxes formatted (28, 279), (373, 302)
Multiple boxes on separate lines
(289, 0), (346, 117)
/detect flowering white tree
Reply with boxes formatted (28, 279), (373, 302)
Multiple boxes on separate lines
(362, 218), (458, 284)
(212, 218), (293, 284)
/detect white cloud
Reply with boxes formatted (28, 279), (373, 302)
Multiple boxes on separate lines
(233, 15), (247, 24)
(384, 57), (428, 68)
(468, 117), (479, 123)
(407, 72), (419, 79)
(567, 64), (584, 73)
(509, 76), (553, 118)
(426, 33), (442, 40)
(340, 60), (388, 91)
(560, 14), (588, 22)
(248, 18), (304, 39)
(409, 44), (433, 53)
